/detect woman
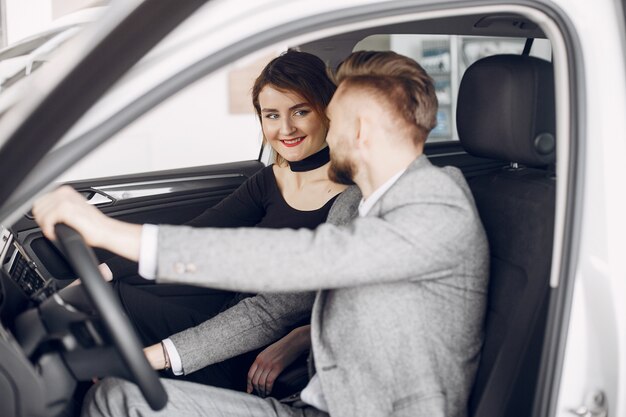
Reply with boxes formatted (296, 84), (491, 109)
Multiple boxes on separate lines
(104, 50), (344, 398)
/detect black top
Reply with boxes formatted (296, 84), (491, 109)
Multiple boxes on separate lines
(107, 165), (338, 278)
(188, 165), (337, 230)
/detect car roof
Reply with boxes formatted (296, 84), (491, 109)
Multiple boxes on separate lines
(302, 13), (546, 66)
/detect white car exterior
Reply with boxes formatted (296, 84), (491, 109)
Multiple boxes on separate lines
(0, 0), (623, 416)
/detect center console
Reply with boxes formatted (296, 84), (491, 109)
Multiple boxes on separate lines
(1, 226), (68, 303)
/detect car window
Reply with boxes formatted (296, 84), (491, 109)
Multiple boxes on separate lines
(55, 32), (551, 182)
(354, 35), (551, 141)
(58, 52), (281, 182)
(0, 7), (106, 96)
(0, 26), (82, 93)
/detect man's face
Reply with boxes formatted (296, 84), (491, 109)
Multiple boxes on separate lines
(326, 88), (357, 185)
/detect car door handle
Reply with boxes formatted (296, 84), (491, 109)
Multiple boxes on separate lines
(567, 405), (607, 417)
(567, 391), (608, 417)
(80, 190), (113, 206)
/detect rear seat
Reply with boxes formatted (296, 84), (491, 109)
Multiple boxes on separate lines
(455, 54), (557, 417)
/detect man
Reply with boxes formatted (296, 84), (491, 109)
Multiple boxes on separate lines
(34, 51), (489, 417)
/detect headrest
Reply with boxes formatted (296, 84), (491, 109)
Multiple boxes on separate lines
(456, 54), (555, 166)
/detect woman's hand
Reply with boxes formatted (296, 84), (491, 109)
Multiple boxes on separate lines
(98, 263), (114, 282)
(247, 325), (311, 397)
(144, 343), (168, 370)
(67, 263), (114, 288)
(33, 186), (142, 261)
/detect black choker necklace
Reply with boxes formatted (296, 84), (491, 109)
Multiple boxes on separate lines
(289, 146), (330, 172)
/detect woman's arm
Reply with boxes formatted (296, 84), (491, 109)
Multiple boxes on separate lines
(185, 167), (269, 228)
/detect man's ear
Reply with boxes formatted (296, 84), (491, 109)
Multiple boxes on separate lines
(356, 112), (375, 152)
(354, 115), (362, 147)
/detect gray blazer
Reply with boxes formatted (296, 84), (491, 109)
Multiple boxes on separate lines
(160, 155), (489, 417)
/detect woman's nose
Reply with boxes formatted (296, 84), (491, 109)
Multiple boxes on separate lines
(279, 119), (296, 136)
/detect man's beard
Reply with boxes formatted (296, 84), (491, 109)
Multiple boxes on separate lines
(328, 150), (356, 185)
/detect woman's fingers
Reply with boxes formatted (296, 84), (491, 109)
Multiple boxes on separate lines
(98, 263), (114, 282)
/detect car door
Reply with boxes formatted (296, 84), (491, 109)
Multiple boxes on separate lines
(7, 30), (273, 303)
(0, 1), (606, 416)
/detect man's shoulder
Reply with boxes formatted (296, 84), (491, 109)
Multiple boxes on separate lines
(401, 157), (470, 198)
(375, 157), (476, 217)
(325, 157), (473, 224)
(327, 185), (361, 225)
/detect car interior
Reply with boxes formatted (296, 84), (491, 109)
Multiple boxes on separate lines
(0, 8), (558, 417)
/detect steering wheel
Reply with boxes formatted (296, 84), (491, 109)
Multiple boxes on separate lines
(54, 224), (168, 411)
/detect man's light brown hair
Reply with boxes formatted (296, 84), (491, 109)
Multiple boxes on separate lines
(333, 51), (438, 144)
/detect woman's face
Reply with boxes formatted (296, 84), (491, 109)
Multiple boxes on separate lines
(258, 85), (327, 163)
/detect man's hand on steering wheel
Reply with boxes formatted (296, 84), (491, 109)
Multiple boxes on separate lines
(33, 186), (143, 262)
(33, 186), (168, 411)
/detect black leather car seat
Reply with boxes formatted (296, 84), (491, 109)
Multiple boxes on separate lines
(456, 54), (556, 417)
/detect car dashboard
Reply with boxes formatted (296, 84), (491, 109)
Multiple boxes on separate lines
(0, 224), (99, 417)
(0, 225), (74, 307)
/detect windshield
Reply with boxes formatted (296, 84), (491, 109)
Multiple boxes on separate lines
(0, 5), (107, 96)
(0, 26), (85, 94)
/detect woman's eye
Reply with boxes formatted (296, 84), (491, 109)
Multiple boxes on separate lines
(294, 109), (310, 117)
(265, 113), (279, 120)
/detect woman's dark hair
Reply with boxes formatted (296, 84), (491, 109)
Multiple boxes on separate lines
(252, 50), (336, 165)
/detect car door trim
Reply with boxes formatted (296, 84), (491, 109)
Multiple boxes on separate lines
(91, 173), (244, 201)
(0, 4), (585, 417)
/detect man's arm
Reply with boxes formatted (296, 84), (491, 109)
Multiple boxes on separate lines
(33, 170), (484, 293)
(152, 291), (315, 375)
(155, 185), (483, 292)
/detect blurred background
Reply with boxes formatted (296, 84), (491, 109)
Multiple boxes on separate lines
(0, 1), (551, 182)
(0, 0), (106, 46)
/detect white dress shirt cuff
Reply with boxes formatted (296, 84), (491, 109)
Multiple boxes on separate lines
(138, 224), (158, 280)
(162, 338), (183, 375)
